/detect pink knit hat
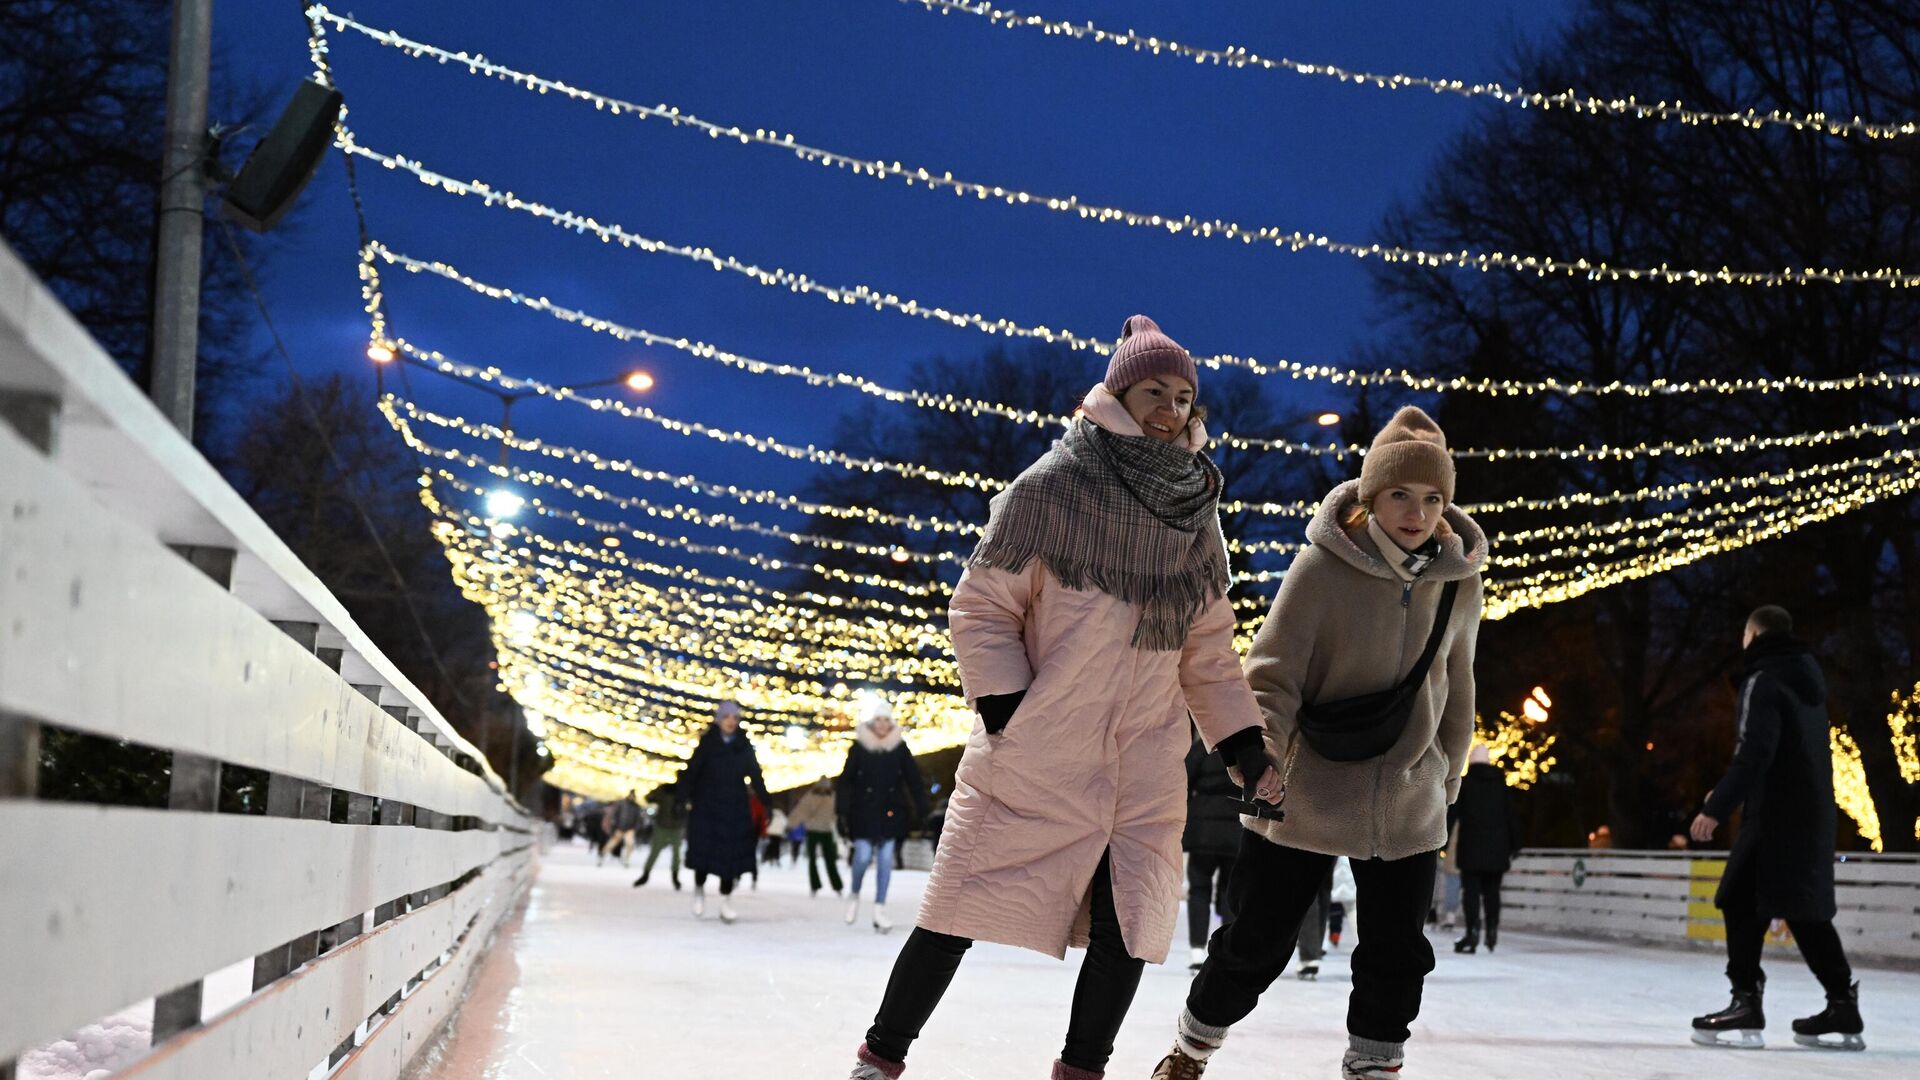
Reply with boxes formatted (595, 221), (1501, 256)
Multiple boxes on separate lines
(1103, 315), (1199, 396)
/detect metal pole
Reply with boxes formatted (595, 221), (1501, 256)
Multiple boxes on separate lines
(151, 0), (215, 439)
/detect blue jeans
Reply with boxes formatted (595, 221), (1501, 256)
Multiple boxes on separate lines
(851, 838), (896, 903)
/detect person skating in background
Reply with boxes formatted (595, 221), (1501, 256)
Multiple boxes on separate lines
(1327, 857), (1356, 948)
(847, 316), (1263, 1080)
(1449, 744), (1520, 954)
(1154, 405), (1487, 1080)
(764, 806), (791, 867)
(683, 700), (768, 925)
(1689, 606), (1864, 1051)
(837, 697), (930, 933)
(633, 779), (687, 890)
(1183, 733), (1240, 972)
(791, 777), (845, 897)
(603, 791), (643, 867)
(1293, 865), (1335, 981)
(580, 799), (608, 862)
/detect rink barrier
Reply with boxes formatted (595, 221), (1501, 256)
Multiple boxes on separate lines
(1503, 849), (1920, 966)
(0, 239), (537, 1078)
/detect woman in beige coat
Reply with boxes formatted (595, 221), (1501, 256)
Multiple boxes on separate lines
(1152, 406), (1487, 1080)
(847, 317), (1264, 1080)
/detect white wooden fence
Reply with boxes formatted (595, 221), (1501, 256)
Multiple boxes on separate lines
(0, 239), (537, 1078)
(1503, 849), (1920, 966)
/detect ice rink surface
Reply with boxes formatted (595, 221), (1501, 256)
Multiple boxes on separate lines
(409, 842), (1920, 1080)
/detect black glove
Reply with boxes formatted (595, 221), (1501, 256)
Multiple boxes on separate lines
(976, 690), (1026, 735)
(1216, 727), (1270, 781)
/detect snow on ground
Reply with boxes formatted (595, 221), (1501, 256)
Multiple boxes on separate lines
(411, 841), (1920, 1080)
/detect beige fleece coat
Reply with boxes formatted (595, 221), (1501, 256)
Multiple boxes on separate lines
(1242, 479), (1487, 861)
(790, 785), (837, 832)
(916, 386), (1263, 964)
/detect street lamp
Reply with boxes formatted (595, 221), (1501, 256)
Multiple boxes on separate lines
(484, 369), (654, 468)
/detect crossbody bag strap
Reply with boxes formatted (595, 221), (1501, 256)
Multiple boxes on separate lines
(1399, 580), (1460, 691)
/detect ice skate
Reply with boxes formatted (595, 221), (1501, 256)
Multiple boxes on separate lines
(1297, 960), (1319, 980)
(1453, 931), (1478, 954)
(1689, 986), (1764, 1048)
(691, 886), (706, 919)
(1328, 930), (1342, 949)
(1148, 1045), (1207, 1079)
(872, 904), (893, 933)
(848, 1042), (905, 1080)
(1792, 982), (1865, 1050)
(718, 895), (737, 924)
(671, 873), (682, 891)
(845, 896), (861, 925)
(631, 871), (648, 888)
(1188, 946), (1207, 972)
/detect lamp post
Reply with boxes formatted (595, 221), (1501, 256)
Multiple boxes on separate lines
(493, 370), (654, 468)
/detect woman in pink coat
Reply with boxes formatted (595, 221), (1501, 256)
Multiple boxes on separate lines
(847, 317), (1265, 1080)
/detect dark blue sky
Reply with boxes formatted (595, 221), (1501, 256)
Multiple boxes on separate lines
(217, 0), (1578, 556)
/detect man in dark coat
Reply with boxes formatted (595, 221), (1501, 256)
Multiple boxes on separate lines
(1689, 606), (1863, 1050)
(682, 701), (768, 924)
(1183, 733), (1241, 970)
(1447, 744), (1520, 954)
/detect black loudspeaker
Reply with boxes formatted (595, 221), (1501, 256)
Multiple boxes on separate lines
(223, 79), (344, 232)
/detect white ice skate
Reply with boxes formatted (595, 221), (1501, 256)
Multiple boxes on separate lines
(1297, 961), (1320, 981)
(692, 887), (706, 919)
(1188, 947), (1207, 971)
(718, 896), (737, 924)
(845, 896), (861, 925)
(872, 904), (893, 933)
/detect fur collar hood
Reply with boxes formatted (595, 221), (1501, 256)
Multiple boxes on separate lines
(855, 719), (904, 752)
(1305, 479), (1487, 582)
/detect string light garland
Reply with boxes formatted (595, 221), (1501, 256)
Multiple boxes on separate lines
(347, 145), (1920, 400)
(889, 0), (1919, 142)
(1884, 683), (1920, 786)
(387, 340), (1920, 469)
(316, 13), (1920, 288)
(1484, 462), (1920, 618)
(1830, 728), (1884, 852)
(1474, 689), (1558, 790)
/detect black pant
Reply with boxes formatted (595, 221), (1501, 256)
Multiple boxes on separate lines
(1187, 851), (1236, 949)
(1460, 870), (1502, 936)
(807, 831), (844, 893)
(866, 851), (1146, 1071)
(692, 871), (737, 895)
(1719, 871), (1852, 996)
(1189, 832), (1439, 1044)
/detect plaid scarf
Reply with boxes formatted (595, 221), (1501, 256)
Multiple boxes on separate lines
(967, 417), (1229, 651)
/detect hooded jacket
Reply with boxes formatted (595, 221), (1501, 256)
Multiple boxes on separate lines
(837, 718), (931, 841)
(1241, 479), (1487, 861)
(916, 385), (1263, 963)
(1705, 633), (1838, 921)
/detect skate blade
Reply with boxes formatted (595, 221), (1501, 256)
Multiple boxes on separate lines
(1691, 1029), (1764, 1049)
(1793, 1033), (1865, 1051)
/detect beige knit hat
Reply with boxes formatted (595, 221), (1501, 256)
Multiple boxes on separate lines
(1359, 405), (1455, 503)
(1104, 314), (1199, 395)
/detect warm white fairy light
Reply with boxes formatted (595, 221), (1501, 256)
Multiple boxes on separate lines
(317, 11), (1920, 287)
(348, 155), (1920, 401)
(890, 0), (1918, 141)
(1484, 463), (1920, 619)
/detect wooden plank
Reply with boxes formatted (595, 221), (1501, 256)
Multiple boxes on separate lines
(113, 852), (530, 1080)
(0, 802), (508, 1062)
(334, 857), (534, 1080)
(0, 434), (517, 827)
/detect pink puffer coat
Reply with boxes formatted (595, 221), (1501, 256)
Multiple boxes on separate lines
(915, 387), (1263, 963)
